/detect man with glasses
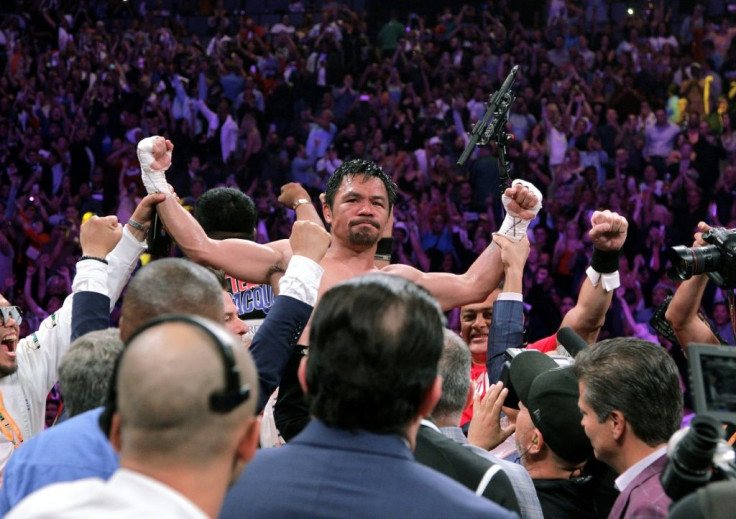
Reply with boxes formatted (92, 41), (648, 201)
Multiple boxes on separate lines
(0, 194), (163, 472)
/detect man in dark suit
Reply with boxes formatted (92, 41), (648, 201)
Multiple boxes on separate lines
(415, 330), (540, 518)
(220, 275), (519, 519)
(574, 338), (683, 519)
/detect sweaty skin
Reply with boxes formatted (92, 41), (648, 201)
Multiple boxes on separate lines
(143, 138), (540, 343)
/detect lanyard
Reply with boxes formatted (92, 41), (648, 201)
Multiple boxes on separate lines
(0, 392), (23, 448)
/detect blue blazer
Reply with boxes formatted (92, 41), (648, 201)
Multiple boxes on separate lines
(72, 290), (313, 414)
(220, 420), (519, 519)
(487, 298), (525, 384)
(248, 295), (312, 413)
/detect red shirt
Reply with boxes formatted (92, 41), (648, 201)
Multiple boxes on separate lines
(460, 362), (488, 426)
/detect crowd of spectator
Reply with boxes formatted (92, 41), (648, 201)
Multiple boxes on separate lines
(0, 0), (735, 352)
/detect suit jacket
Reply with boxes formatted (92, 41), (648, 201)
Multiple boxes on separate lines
(220, 420), (519, 519)
(71, 291), (110, 341)
(607, 454), (670, 519)
(414, 421), (521, 515)
(70, 287), (311, 414)
(487, 298), (525, 384)
(247, 295), (312, 413)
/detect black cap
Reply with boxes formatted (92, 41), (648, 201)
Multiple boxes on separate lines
(510, 351), (593, 464)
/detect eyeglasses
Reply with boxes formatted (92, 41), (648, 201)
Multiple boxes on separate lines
(0, 306), (22, 326)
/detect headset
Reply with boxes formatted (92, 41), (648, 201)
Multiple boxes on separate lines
(99, 314), (251, 435)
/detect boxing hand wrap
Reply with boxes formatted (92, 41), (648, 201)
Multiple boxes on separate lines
(137, 136), (174, 196)
(495, 179), (543, 241)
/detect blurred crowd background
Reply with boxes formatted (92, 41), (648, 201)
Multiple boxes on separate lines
(0, 0), (735, 355)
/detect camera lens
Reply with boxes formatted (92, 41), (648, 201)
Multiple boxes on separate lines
(668, 245), (723, 281)
(661, 415), (721, 501)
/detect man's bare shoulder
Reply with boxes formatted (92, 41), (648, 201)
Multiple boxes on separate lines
(380, 263), (423, 282)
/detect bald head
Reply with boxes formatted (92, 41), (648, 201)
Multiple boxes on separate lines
(116, 318), (258, 465)
(120, 258), (223, 341)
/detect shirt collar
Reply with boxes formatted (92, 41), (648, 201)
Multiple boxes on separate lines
(614, 446), (667, 492)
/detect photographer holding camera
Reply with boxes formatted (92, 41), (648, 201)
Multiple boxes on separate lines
(665, 221), (734, 352)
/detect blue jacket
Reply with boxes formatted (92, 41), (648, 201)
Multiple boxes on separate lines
(0, 291), (312, 512)
(221, 420), (519, 519)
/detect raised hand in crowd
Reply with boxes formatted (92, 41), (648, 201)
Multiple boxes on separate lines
(79, 215), (122, 259)
(467, 382), (515, 451)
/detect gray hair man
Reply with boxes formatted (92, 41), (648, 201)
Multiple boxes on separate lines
(58, 329), (123, 418)
(574, 338), (683, 519)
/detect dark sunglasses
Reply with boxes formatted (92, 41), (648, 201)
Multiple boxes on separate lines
(0, 306), (22, 326)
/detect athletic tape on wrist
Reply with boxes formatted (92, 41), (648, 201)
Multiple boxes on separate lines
(495, 179), (543, 242)
(137, 136), (173, 195)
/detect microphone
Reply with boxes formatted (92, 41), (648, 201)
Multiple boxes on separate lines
(557, 327), (589, 358)
(147, 211), (171, 258)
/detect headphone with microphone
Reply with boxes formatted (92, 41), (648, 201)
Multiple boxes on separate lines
(99, 314), (251, 435)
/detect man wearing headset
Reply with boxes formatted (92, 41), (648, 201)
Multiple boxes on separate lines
(7, 315), (261, 519)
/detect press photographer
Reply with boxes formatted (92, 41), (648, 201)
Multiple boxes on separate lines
(664, 222), (736, 353)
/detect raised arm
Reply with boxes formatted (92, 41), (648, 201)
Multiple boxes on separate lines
(383, 180), (541, 310)
(487, 235), (529, 384)
(250, 220), (330, 412)
(278, 183), (325, 228)
(16, 215), (123, 408)
(560, 210), (627, 344)
(664, 222), (719, 351)
(138, 137), (291, 286)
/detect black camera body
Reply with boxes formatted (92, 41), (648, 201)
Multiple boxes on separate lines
(668, 227), (736, 288)
(661, 415), (736, 502)
(498, 348), (573, 409)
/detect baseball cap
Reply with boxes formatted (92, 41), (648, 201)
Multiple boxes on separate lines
(429, 136), (442, 146)
(510, 351), (593, 464)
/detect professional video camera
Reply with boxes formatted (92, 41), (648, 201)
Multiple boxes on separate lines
(661, 344), (736, 502)
(660, 415), (736, 501)
(668, 227), (736, 288)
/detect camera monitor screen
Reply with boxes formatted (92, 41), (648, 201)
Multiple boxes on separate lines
(689, 344), (736, 425)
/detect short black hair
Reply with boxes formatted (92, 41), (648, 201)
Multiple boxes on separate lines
(307, 274), (445, 434)
(324, 159), (397, 210)
(194, 187), (256, 241)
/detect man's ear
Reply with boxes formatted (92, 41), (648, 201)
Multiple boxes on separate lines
(109, 413), (123, 453)
(529, 429), (544, 455)
(609, 410), (625, 442)
(322, 198), (332, 225)
(417, 375), (443, 418)
(298, 355), (308, 395)
(236, 416), (262, 463)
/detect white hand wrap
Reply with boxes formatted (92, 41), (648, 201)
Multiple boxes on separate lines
(137, 136), (173, 195)
(495, 179), (543, 241)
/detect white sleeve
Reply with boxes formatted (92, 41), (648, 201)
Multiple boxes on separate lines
(105, 227), (147, 310)
(277, 255), (324, 307)
(17, 258), (110, 404)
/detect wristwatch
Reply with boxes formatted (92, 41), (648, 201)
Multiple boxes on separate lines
(293, 198), (310, 210)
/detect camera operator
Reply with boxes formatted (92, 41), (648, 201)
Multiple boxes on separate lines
(665, 222), (729, 352)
